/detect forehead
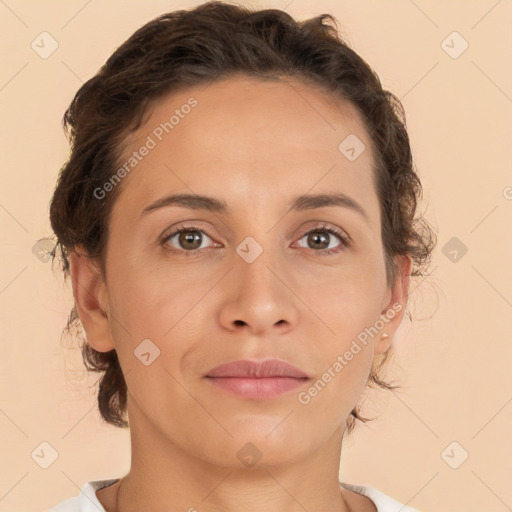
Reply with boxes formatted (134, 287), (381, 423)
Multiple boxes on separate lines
(112, 75), (380, 229)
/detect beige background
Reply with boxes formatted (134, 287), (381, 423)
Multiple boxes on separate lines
(0, 1), (511, 511)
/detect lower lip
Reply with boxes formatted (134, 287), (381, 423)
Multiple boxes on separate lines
(205, 376), (309, 399)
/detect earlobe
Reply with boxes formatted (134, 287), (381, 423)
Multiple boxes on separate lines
(376, 332), (391, 354)
(70, 246), (115, 352)
(375, 254), (412, 355)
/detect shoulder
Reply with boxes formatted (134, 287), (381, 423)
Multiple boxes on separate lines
(340, 481), (421, 512)
(46, 478), (120, 512)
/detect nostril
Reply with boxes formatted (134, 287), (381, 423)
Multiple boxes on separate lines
(234, 320), (246, 327)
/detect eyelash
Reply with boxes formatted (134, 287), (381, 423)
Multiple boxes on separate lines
(161, 223), (351, 257)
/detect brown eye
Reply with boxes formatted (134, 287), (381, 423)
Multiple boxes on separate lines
(306, 231), (330, 250)
(295, 225), (349, 255)
(163, 228), (213, 252)
(178, 230), (203, 250)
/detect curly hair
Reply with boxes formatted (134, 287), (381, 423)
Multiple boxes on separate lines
(49, 0), (436, 434)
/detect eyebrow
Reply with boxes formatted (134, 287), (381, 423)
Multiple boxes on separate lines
(139, 192), (370, 225)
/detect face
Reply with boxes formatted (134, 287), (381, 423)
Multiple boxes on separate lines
(75, 75), (409, 468)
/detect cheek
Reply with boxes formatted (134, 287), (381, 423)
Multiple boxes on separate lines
(302, 259), (386, 337)
(299, 346), (373, 412)
(297, 261), (385, 401)
(106, 252), (217, 366)
(295, 316), (376, 435)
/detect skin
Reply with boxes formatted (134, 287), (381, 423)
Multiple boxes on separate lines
(71, 74), (411, 512)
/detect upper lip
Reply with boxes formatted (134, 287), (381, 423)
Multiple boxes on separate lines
(205, 359), (310, 379)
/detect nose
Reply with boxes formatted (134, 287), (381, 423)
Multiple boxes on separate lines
(218, 249), (300, 337)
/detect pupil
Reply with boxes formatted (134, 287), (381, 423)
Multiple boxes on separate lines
(176, 231), (331, 251)
(180, 231), (201, 250)
(309, 232), (328, 249)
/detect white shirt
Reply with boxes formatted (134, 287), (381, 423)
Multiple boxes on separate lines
(47, 478), (420, 511)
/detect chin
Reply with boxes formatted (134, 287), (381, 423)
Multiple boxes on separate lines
(193, 428), (314, 469)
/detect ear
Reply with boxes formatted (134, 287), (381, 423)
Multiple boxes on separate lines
(69, 246), (115, 352)
(374, 254), (412, 355)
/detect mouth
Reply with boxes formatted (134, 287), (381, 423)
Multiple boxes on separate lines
(204, 359), (311, 399)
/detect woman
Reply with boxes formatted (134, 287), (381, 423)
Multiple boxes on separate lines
(48, 2), (436, 511)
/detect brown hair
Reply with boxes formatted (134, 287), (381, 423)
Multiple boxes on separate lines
(49, 0), (436, 434)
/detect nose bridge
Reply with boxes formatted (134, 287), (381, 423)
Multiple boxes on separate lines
(235, 233), (284, 300)
(218, 231), (298, 334)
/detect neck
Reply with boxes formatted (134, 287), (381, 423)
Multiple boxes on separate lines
(105, 399), (352, 512)
(113, 472), (352, 512)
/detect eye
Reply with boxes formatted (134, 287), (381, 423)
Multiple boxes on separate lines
(162, 225), (219, 254)
(295, 224), (350, 255)
(161, 222), (350, 256)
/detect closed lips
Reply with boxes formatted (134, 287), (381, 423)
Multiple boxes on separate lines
(205, 359), (310, 379)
